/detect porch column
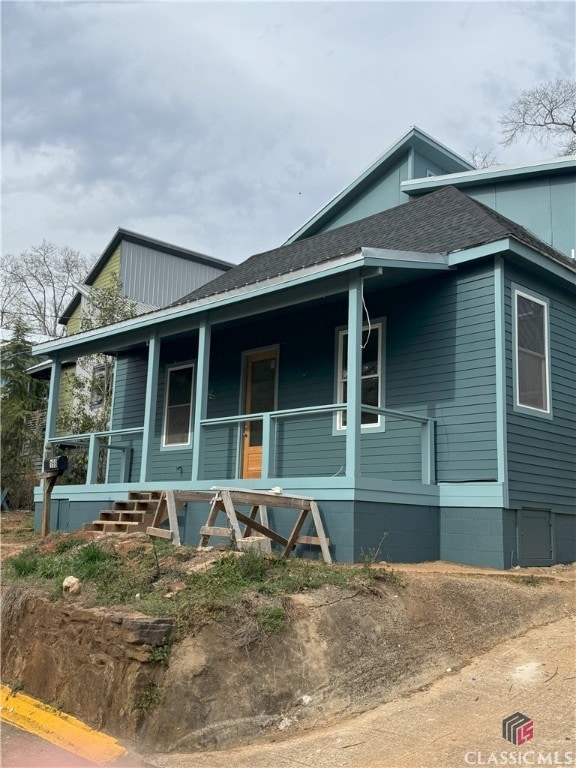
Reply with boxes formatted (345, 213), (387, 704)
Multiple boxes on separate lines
(140, 332), (160, 483)
(192, 317), (211, 482)
(44, 358), (62, 445)
(346, 272), (363, 479)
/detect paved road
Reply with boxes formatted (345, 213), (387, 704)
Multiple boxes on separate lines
(1, 721), (99, 768)
(145, 616), (576, 768)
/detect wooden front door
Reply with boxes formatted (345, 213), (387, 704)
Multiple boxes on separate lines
(241, 349), (278, 479)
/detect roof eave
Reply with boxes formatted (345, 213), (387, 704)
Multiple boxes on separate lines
(58, 228), (234, 324)
(284, 127), (473, 244)
(402, 155), (576, 196)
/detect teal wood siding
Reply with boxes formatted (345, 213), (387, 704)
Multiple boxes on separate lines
(150, 339), (198, 483)
(464, 177), (575, 257)
(195, 262), (498, 483)
(383, 262), (498, 482)
(505, 265), (576, 514)
(316, 155), (411, 234)
(108, 352), (147, 482)
(413, 150), (453, 179)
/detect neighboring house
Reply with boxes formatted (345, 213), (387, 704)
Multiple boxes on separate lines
(31, 137), (576, 568)
(60, 228), (233, 334)
(42, 229), (233, 428)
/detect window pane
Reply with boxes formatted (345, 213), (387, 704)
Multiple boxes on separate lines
(168, 368), (193, 407)
(517, 296), (545, 356)
(166, 404), (191, 445)
(250, 358), (276, 413)
(361, 330), (379, 376)
(518, 350), (547, 410)
(338, 325), (382, 428)
(361, 377), (379, 424)
(164, 366), (193, 445)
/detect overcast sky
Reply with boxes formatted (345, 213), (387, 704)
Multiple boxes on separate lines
(2, 1), (574, 268)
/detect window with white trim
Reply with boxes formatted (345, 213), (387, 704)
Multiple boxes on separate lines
(162, 364), (194, 447)
(336, 323), (383, 429)
(90, 362), (112, 409)
(514, 290), (550, 413)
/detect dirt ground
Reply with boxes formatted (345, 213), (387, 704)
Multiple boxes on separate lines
(2, 510), (575, 768)
(0, 509), (38, 561)
(145, 614), (576, 768)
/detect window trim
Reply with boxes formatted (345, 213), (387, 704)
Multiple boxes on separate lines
(512, 287), (552, 418)
(90, 362), (112, 409)
(334, 320), (385, 432)
(161, 362), (195, 449)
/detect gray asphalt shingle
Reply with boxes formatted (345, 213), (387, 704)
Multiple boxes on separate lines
(174, 186), (572, 305)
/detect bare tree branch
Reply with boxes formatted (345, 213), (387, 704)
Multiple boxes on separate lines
(466, 146), (498, 169)
(500, 78), (576, 155)
(1, 241), (92, 336)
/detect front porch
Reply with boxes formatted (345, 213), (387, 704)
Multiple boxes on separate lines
(45, 402), (436, 489)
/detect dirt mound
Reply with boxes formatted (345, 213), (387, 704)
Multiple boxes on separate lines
(1, 515), (574, 755)
(144, 572), (573, 752)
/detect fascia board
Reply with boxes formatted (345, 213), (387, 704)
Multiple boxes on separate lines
(448, 238), (576, 287)
(506, 240), (576, 289)
(32, 249), (365, 358)
(402, 156), (576, 195)
(284, 127), (473, 245)
(283, 128), (422, 245)
(447, 240), (511, 265)
(361, 247), (450, 270)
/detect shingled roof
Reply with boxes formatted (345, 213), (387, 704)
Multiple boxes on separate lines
(175, 186), (573, 305)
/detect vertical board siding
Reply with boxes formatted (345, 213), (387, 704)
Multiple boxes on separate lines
(505, 264), (576, 513)
(465, 177), (575, 257)
(413, 150), (454, 180)
(108, 352), (147, 482)
(121, 242), (227, 308)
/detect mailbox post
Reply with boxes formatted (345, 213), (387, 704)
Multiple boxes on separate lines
(41, 454), (68, 537)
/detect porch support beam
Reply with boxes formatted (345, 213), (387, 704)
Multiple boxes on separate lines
(140, 332), (160, 483)
(346, 272), (363, 479)
(44, 359), (62, 444)
(192, 317), (211, 481)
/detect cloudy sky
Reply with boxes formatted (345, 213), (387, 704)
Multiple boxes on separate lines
(2, 1), (574, 268)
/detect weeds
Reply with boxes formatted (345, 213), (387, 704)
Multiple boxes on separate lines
(148, 644), (171, 664)
(257, 605), (286, 635)
(5, 537), (402, 640)
(516, 574), (544, 586)
(135, 684), (161, 710)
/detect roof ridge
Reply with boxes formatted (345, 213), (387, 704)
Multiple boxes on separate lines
(173, 186), (573, 307)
